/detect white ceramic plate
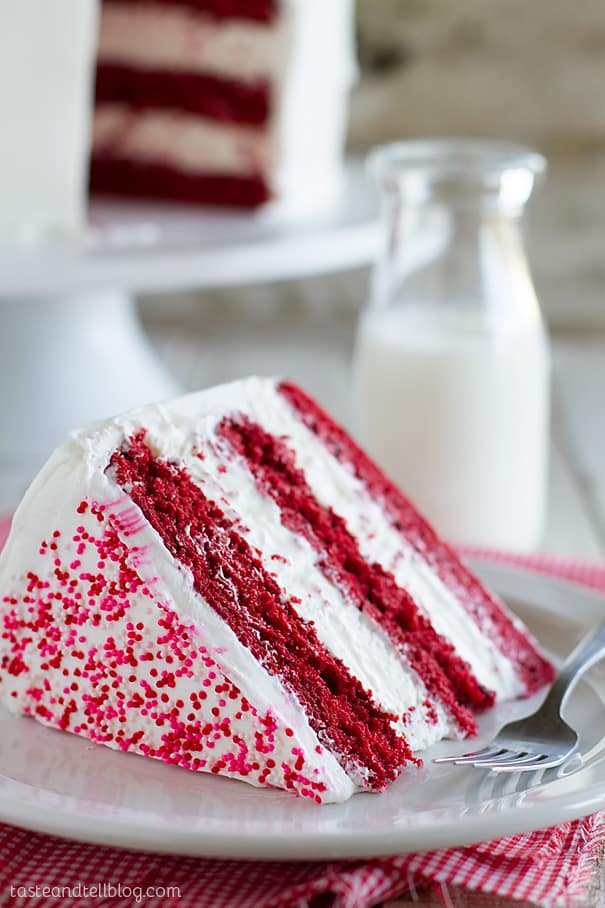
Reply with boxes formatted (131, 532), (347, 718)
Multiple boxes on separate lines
(0, 560), (604, 860)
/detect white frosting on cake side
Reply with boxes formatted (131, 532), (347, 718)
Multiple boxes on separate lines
(271, 0), (356, 204)
(0, 0), (98, 246)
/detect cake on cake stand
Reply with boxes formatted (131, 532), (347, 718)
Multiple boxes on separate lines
(0, 162), (380, 511)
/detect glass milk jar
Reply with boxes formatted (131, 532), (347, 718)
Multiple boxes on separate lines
(354, 140), (550, 551)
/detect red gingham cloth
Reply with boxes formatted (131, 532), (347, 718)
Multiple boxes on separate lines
(0, 513), (604, 908)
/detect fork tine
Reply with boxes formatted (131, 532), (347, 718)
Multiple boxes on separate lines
(433, 744), (503, 763)
(480, 752), (545, 770)
(453, 748), (514, 766)
(490, 753), (574, 773)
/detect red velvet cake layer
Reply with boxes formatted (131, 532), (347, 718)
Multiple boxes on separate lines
(104, 0), (278, 24)
(90, 158), (271, 208)
(278, 382), (555, 695)
(219, 415), (491, 736)
(108, 432), (412, 788)
(96, 65), (271, 125)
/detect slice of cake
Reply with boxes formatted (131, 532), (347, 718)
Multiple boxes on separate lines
(91, 0), (356, 208)
(0, 378), (553, 803)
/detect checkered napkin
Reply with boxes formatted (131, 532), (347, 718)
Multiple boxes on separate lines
(0, 814), (604, 908)
(0, 513), (604, 908)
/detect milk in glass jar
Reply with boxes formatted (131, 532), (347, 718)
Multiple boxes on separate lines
(353, 141), (550, 551)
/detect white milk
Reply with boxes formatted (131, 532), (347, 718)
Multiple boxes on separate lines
(353, 306), (550, 551)
(0, 0), (99, 246)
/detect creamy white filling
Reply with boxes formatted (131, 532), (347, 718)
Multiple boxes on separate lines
(93, 106), (273, 177)
(179, 433), (454, 751)
(98, 4), (290, 82)
(232, 381), (524, 702)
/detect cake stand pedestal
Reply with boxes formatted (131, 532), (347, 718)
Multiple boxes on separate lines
(0, 291), (180, 509)
(0, 162), (381, 511)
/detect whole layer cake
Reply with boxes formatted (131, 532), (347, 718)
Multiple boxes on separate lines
(0, 378), (553, 803)
(91, 0), (356, 208)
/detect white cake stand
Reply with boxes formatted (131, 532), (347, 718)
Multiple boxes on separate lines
(0, 162), (381, 510)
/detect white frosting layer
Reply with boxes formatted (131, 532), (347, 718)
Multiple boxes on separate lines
(0, 0), (98, 245)
(98, 5), (290, 82)
(272, 0), (355, 203)
(94, 106), (273, 176)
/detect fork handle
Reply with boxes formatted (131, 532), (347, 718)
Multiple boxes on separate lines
(542, 619), (605, 714)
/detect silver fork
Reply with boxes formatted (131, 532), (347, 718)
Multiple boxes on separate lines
(433, 620), (605, 772)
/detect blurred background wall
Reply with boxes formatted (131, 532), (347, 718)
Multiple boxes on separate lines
(353, 0), (605, 329)
(141, 0), (605, 419)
